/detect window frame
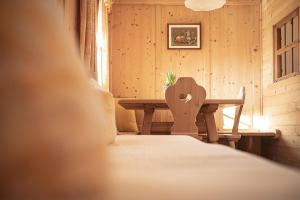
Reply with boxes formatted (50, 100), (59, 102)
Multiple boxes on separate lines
(273, 7), (300, 82)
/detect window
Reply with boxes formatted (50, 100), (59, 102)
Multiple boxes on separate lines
(273, 8), (300, 81)
(97, 0), (109, 89)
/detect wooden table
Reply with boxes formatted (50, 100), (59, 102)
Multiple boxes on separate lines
(118, 99), (244, 143)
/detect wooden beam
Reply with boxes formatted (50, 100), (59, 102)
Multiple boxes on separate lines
(226, 0), (260, 6)
(112, 0), (183, 5)
(112, 0), (261, 6)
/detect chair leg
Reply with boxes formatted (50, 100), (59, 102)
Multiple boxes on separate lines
(229, 140), (236, 149)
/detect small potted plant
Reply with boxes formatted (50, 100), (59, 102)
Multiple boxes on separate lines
(163, 71), (177, 91)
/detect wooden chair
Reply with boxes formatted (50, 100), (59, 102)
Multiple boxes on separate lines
(165, 77), (206, 135)
(219, 86), (245, 148)
(199, 86), (245, 148)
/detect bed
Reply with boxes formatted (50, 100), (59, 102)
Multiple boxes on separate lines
(108, 135), (300, 200)
(2, 1), (300, 199)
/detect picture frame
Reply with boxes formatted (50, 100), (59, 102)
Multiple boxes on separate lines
(167, 23), (201, 49)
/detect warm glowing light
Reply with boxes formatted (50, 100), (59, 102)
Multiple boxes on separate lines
(96, 1), (108, 88)
(222, 106), (250, 130)
(253, 115), (270, 131)
(97, 2), (104, 86)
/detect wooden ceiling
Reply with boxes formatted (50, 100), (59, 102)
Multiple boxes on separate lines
(112, 0), (261, 6)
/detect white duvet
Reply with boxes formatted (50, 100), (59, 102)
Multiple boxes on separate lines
(107, 135), (300, 200)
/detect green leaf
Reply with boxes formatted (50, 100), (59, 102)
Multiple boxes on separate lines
(164, 71), (177, 87)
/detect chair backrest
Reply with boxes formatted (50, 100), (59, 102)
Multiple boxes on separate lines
(232, 86), (246, 135)
(165, 77), (206, 134)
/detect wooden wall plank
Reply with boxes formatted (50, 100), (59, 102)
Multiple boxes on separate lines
(154, 5), (211, 122)
(109, 3), (261, 129)
(156, 6), (210, 98)
(110, 5), (156, 98)
(210, 5), (261, 128)
(261, 0), (300, 168)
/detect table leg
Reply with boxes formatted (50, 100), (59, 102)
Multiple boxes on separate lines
(141, 107), (155, 135)
(245, 137), (262, 155)
(202, 105), (219, 144)
(245, 136), (253, 152)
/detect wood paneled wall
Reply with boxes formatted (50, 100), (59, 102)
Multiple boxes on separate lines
(210, 5), (261, 124)
(109, 1), (261, 127)
(261, 0), (300, 168)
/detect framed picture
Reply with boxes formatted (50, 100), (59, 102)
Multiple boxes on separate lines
(167, 23), (201, 49)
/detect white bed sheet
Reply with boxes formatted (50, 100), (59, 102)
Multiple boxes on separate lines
(107, 135), (300, 200)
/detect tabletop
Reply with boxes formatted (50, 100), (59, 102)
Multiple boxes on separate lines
(118, 98), (244, 109)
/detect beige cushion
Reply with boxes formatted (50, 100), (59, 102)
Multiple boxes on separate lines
(115, 99), (139, 133)
(0, 1), (107, 198)
(89, 79), (117, 144)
